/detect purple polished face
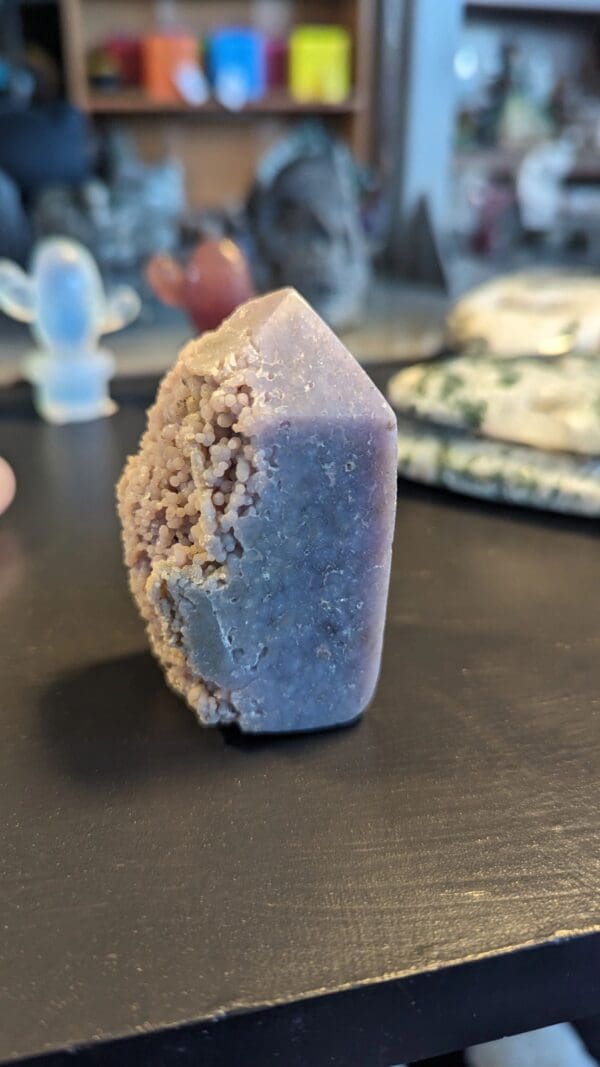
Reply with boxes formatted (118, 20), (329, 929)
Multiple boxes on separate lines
(176, 414), (397, 732)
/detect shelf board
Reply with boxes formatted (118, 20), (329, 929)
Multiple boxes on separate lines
(467, 0), (600, 13)
(85, 89), (361, 116)
(455, 147), (600, 181)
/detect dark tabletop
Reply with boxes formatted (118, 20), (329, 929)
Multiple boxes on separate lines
(1, 375), (599, 1067)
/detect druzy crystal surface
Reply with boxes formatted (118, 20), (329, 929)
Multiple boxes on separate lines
(117, 289), (397, 732)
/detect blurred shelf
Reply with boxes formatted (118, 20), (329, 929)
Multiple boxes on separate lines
(85, 89), (361, 116)
(59, 0), (374, 207)
(455, 148), (600, 181)
(467, 0), (600, 13)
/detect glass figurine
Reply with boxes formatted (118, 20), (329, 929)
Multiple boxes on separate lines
(0, 237), (140, 424)
(146, 238), (254, 334)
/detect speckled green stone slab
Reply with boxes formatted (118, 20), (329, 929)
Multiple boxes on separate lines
(396, 418), (600, 518)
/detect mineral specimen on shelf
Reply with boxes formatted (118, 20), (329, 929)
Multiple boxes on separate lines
(247, 126), (370, 330)
(33, 131), (185, 272)
(117, 288), (397, 733)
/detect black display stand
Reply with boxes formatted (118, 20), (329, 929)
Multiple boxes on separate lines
(1, 374), (599, 1066)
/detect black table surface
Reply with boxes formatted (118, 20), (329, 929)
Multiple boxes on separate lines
(1, 375), (599, 1067)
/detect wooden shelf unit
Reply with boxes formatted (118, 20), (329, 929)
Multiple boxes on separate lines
(59, 0), (376, 208)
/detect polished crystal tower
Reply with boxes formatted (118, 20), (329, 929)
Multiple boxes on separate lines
(118, 289), (397, 732)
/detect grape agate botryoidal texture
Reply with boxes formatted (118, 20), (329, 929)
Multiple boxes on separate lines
(117, 289), (397, 733)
